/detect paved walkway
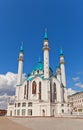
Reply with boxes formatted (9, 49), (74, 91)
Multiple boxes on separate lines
(9, 117), (83, 130)
(0, 117), (32, 130)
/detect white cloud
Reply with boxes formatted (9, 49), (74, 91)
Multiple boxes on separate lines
(0, 72), (17, 90)
(72, 77), (80, 82)
(75, 82), (83, 88)
(0, 72), (26, 109)
(0, 93), (15, 109)
(67, 88), (76, 96)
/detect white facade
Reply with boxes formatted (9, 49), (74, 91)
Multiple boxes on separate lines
(7, 31), (69, 117)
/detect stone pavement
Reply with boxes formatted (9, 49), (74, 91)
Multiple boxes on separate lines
(0, 117), (32, 130)
(9, 117), (83, 130)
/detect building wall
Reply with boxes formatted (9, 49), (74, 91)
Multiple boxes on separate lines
(68, 92), (83, 113)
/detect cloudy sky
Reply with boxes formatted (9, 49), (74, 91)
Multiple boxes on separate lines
(0, 0), (83, 109)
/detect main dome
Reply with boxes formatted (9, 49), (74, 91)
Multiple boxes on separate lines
(33, 60), (53, 73)
(33, 61), (44, 71)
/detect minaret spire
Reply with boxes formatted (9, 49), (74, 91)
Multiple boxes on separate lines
(43, 29), (50, 79)
(17, 43), (24, 85)
(60, 48), (66, 87)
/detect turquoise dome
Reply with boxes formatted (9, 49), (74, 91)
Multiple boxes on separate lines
(33, 61), (44, 71)
(33, 61), (53, 73)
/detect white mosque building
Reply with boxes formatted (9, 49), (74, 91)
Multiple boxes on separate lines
(7, 31), (70, 116)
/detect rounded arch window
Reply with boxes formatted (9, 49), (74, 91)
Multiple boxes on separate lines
(37, 70), (39, 74)
(32, 81), (37, 94)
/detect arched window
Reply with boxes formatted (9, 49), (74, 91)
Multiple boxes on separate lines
(32, 81), (36, 94)
(37, 70), (39, 74)
(22, 102), (26, 107)
(39, 82), (41, 100)
(28, 102), (32, 107)
(24, 85), (26, 99)
(27, 81), (29, 99)
(54, 83), (57, 101)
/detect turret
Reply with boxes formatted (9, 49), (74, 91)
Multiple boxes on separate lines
(60, 48), (66, 87)
(17, 44), (24, 85)
(43, 29), (50, 79)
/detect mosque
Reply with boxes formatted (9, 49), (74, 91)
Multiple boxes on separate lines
(7, 31), (70, 116)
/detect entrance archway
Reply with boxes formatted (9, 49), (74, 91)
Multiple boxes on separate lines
(53, 109), (55, 116)
(10, 111), (12, 116)
(42, 109), (45, 116)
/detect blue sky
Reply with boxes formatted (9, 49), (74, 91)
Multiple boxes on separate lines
(0, 0), (83, 92)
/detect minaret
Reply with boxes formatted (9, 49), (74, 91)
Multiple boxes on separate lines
(60, 48), (66, 87)
(43, 29), (50, 79)
(17, 44), (24, 85)
(56, 64), (61, 82)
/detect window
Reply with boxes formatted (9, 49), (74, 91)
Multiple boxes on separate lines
(32, 81), (37, 94)
(50, 82), (52, 102)
(18, 103), (21, 107)
(61, 104), (64, 107)
(24, 85), (26, 99)
(62, 109), (64, 113)
(22, 109), (26, 116)
(17, 109), (20, 116)
(67, 104), (69, 107)
(27, 81), (29, 100)
(28, 102), (32, 107)
(37, 70), (39, 74)
(22, 102), (26, 107)
(15, 103), (16, 107)
(28, 109), (32, 116)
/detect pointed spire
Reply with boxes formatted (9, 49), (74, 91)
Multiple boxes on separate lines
(60, 48), (64, 56)
(20, 42), (24, 53)
(44, 28), (48, 40)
